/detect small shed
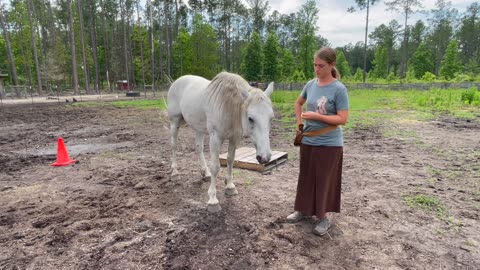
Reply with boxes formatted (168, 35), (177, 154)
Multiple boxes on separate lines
(116, 80), (132, 91)
(0, 74), (8, 97)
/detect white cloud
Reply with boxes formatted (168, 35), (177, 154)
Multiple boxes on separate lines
(258, 0), (477, 47)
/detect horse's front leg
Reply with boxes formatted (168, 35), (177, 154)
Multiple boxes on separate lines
(207, 135), (222, 213)
(225, 140), (238, 196)
(195, 131), (211, 181)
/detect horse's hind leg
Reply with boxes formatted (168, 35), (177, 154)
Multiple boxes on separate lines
(169, 115), (181, 176)
(195, 131), (211, 181)
(225, 140), (238, 196)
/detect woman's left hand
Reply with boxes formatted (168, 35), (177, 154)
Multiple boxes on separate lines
(301, 111), (318, 120)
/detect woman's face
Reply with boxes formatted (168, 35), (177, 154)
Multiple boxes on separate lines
(314, 57), (330, 78)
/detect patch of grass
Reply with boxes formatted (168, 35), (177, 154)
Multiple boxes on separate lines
(74, 98), (167, 110)
(403, 193), (447, 218)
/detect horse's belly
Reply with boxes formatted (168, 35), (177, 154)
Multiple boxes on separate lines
(180, 94), (208, 133)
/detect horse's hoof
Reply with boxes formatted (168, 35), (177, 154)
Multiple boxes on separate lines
(207, 203), (222, 213)
(225, 187), (238, 196)
(171, 169), (179, 177)
(202, 175), (211, 182)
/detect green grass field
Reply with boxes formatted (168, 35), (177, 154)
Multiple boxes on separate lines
(271, 87), (480, 130)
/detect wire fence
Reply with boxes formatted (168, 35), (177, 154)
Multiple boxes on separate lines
(274, 81), (480, 91)
(1, 81), (479, 106)
(0, 84), (171, 106)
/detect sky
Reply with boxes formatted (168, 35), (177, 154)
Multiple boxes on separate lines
(243, 0), (477, 47)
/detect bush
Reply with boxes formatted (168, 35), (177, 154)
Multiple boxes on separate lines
(453, 74), (474, 82)
(421, 72), (436, 82)
(289, 70), (307, 83)
(461, 88), (480, 105)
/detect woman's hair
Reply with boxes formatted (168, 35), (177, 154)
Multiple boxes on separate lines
(314, 47), (341, 79)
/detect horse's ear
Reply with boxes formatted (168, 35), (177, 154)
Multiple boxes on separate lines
(264, 82), (274, 97)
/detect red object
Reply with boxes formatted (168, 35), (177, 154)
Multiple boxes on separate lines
(51, 137), (76, 166)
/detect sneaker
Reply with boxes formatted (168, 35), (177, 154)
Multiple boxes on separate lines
(313, 218), (331, 236)
(286, 211), (305, 223)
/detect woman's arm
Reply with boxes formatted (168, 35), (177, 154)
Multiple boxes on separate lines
(294, 96), (306, 128)
(301, 110), (349, 125)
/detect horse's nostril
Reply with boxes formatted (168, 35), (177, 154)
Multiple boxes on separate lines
(256, 155), (270, 164)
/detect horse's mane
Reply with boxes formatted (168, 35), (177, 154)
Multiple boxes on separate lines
(206, 72), (266, 137)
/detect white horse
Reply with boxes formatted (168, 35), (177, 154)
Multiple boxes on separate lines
(167, 72), (274, 212)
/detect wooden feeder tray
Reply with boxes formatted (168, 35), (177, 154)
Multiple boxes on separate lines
(219, 147), (288, 174)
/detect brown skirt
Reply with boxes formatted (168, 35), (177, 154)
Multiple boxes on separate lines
(294, 144), (343, 218)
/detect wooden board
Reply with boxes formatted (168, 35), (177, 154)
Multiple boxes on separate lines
(219, 147), (288, 173)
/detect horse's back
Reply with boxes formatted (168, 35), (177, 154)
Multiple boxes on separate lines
(167, 75), (210, 132)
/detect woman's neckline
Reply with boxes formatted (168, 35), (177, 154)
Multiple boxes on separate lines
(316, 78), (337, 87)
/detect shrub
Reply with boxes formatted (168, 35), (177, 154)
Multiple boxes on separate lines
(461, 88), (480, 105)
(421, 72), (436, 82)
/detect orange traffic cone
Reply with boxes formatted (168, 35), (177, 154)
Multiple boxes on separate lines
(51, 137), (76, 166)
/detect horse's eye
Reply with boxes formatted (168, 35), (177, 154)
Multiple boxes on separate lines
(248, 117), (254, 123)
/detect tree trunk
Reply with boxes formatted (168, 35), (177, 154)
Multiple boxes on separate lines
(148, 0), (155, 89)
(121, 0), (130, 90)
(164, 1), (171, 80)
(67, 0), (79, 94)
(158, 3), (164, 82)
(100, 0), (110, 91)
(0, 8), (20, 89)
(89, 4), (100, 93)
(136, 3), (146, 95)
(401, 11), (409, 79)
(77, 0), (90, 94)
(362, 0), (370, 83)
(27, 0), (43, 96)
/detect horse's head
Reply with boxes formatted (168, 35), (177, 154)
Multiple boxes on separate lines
(242, 82), (275, 164)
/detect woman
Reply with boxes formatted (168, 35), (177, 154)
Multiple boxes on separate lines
(287, 47), (350, 236)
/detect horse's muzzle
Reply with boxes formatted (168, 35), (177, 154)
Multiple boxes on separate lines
(256, 155), (271, 164)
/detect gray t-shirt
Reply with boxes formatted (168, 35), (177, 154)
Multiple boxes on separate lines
(300, 79), (349, 146)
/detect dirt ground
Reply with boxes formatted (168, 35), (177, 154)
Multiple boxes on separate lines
(0, 101), (478, 270)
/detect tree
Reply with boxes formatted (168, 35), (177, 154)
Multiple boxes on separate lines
(296, 0), (320, 78)
(242, 31), (263, 81)
(457, 2), (480, 74)
(26, 0), (42, 95)
(246, 0), (270, 35)
(190, 14), (220, 79)
(263, 32), (280, 82)
(336, 50), (352, 78)
(385, 0), (424, 79)
(0, 5), (19, 87)
(440, 39), (461, 80)
(369, 20), (400, 75)
(77, 0), (90, 93)
(280, 48), (295, 81)
(371, 46), (388, 79)
(348, 0), (381, 83)
(67, 0), (79, 94)
(409, 20), (426, 58)
(410, 42), (433, 79)
(172, 28), (193, 78)
(426, 0), (458, 76)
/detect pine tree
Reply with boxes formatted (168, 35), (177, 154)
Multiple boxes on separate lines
(410, 42), (434, 79)
(336, 50), (351, 78)
(242, 32), (263, 82)
(371, 46), (388, 79)
(440, 39), (461, 80)
(264, 32), (280, 82)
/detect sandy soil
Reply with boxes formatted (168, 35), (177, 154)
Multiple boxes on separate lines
(0, 102), (478, 270)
